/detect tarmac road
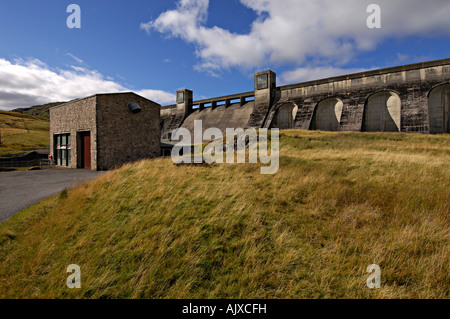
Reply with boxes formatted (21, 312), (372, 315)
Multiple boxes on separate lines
(0, 168), (105, 223)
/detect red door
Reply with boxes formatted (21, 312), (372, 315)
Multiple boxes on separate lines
(82, 133), (91, 169)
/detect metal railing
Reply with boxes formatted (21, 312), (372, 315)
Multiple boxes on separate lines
(403, 125), (429, 134)
(0, 158), (54, 169)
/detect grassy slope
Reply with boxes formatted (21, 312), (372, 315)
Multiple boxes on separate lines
(12, 102), (66, 118)
(0, 111), (49, 157)
(0, 131), (449, 299)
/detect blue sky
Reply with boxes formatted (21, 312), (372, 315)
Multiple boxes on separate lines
(0, 0), (449, 110)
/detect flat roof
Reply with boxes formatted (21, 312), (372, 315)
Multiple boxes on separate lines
(49, 92), (161, 111)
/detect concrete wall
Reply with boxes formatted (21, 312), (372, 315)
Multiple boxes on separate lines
(49, 96), (98, 170)
(266, 59), (450, 133)
(161, 105), (178, 140)
(161, 58), (450, 138)
(180, 102), (255, 141)
(96, 93), (161, 170)
(161, 91), (256, 141)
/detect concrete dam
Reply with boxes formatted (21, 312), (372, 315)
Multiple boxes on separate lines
(161, 58), (450, 141)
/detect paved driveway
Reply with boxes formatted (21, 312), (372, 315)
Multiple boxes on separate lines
(0, 168), (105, 223)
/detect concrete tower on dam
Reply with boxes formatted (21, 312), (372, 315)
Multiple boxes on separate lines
(161, 58), (450, 141)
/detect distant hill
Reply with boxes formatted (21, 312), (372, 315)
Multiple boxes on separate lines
(0, 111), (49, 157)
(12, 101), (66, 118)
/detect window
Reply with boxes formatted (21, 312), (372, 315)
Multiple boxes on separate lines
(256, 74), (268, 90)
(55, 133), (71, 166)
(177, 91), (184, 104)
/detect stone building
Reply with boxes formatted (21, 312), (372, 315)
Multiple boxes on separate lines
(50, 92), (161, 171)
(161, 58), (450, 139)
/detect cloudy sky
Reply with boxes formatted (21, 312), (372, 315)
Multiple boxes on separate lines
(0, 0), (449, 110)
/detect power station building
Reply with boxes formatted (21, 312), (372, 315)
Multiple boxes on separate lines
(49, 92), (161, 171)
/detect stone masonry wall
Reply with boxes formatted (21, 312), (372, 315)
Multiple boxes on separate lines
(96, 93), (161, 170)
(49, 96), (98, 170)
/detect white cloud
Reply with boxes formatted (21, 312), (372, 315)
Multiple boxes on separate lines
(67, 53), (84, 64)
(0, 58), (175, 110)
(395, 53), (410, 64)
(136, 89), (176, 105)
(142, 0), (450, 73)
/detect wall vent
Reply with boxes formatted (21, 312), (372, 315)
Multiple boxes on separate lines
(128, 102), (142, 114)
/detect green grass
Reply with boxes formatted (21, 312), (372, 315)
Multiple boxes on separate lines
(0, 130), (448, 299)
(0, 111), (49, 157)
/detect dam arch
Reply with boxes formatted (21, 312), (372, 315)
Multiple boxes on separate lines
(271, 102), (298, 129)
(428, 84), (450, 134)
(310, 98), (344, 131)
(363, 91), (401, 132)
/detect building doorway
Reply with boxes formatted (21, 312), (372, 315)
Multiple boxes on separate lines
(79, 132), (91, 169)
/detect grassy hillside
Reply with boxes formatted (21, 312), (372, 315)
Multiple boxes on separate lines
(0, 111), (49, 157)
(12, 102), (66, 118)
(0, 131), (448, 299)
